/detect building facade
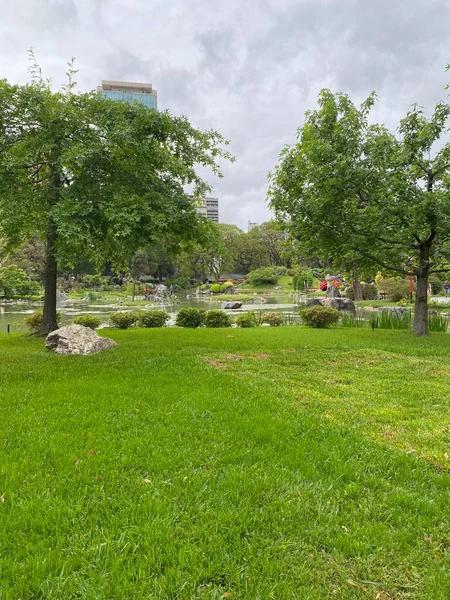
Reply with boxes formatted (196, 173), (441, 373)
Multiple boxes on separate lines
(196, 197), (219, 223)
(97, 80), (158, 110)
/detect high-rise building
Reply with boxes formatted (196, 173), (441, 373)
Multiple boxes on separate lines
(248, 221), (258, 232)
(196, 197), (219, 223)
(97, 80), (158, 110)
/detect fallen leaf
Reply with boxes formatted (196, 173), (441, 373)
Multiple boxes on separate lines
(1, 493), (5, 504)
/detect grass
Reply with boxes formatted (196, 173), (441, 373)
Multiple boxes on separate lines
(1, 328), (450, 598)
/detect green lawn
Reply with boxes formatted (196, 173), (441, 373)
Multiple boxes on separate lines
(1, 328), (450, 599)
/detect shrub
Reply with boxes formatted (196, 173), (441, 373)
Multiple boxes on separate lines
(109, 311), (139, 329)
(428, 275), (444, 295)
(139, 310), (170, 328)
(275, 266), (288, 276)
(210, 284), (221, 294)
(248, 267), (278, 286)
(223, 281), (234, 289)
(25, 310), (62, 331)
(377, 277), (410, 302)
(261, 311), (284, 326)
(345, 283), (377, 301)
(204, 310), (232, 328)
(301, 306), (340, 328)
(72, 314), (102, 329)
(175, 307), (206, 328)
(235, 311), (259, 328)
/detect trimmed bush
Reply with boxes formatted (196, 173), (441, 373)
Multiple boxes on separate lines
(175, 307), (206, 328)
(139, 310), (170, 328)
(223, 281), (234, 289)
(235, 311), (258, 328)
(261, 311), (284, 327)
(204, 310), (232, 328)
(210, 284), (221, 294)
(301, 306), (340, 328)
(138, 310), (170, 327)
(25, 310), (62, 331)
(248, 267), (278, 286)
(72, 314), (102, 330)
(109, 311), (139, 329)
(377, 277), (410, 302)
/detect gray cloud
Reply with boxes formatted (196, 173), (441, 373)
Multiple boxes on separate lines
(1, 0), (450, 229)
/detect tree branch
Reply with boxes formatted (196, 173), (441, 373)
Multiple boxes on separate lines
(356, 248), (410, 276)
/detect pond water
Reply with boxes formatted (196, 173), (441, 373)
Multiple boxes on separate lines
(0, 293), (305, 333)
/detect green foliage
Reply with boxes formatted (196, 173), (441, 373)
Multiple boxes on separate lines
(370, 310), (411, 330)
(25, 310), (62, 331)
(377, 278), (410, 302)
(175, 307), (206, 328)
(341, 314), (366, 327)
(261, 311), (284, 326)
(293, 269), (314, 292)
(268, 85), (450, 335)
(139, 310), (170, 328)
(109, 311), (139, 329)
(428, 300), (450, 309)
(345, 283), (377, 301)
(204, 310), (232, 328)
(428, 274), (444, 295)
(210, 284), (222, 294)
(0, 61), (233, 332)
(428, 312), (449, 333)
(248, 267), (278, 286)
(0, 265), (41, 298)
(234, 311), (259, 328)
(301, 306), (340, 328)
(72, 314), (102, 329)
(83, 274), (105, 289)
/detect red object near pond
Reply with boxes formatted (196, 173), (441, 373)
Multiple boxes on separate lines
(319, 281), (328, 291)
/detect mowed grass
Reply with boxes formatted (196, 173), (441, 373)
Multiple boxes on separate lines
(1, 328), (450, 599)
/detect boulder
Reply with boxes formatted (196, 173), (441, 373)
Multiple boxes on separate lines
(326, 287), (341, 298)
(380, 306), (405, 314)
(323, 298), (356, 313)
(45, 324), (117, 355)
(222, 301), (242, 310)
(305, 298), (323, 308)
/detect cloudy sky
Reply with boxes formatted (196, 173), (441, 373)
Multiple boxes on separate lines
(1, 0), (449, 229)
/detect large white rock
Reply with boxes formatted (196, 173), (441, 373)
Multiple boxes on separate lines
(45, 324), (117, 355)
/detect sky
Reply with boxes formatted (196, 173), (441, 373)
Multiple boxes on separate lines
(1, 0), (450, 230)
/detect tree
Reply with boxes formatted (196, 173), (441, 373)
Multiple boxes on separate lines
(0, 56), (233, 334)
(269, 89), (450, 335)
(0, 265), (41, 298)
(247, 221), (290, 267)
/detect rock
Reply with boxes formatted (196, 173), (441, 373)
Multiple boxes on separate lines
(273, 286), (283, 290)
(326, 287), (341, 298)
(223, 286), (236, 294)
(154, 284), (168, 297)
(305, 298), (323, 308)
(56, 293), (67, 303)
(45, 324), (117, 355)
(323, 298), (356, 313)
(222, 301), (242, 310)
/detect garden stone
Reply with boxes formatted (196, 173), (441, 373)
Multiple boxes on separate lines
(305, 298), (323, 308)
(380, 306), (405, 314)
(222, 301), (242, 310)
(56, 293), (67, 303)
(323, 298), (356, 313)
(45, 324), (117, 355)
(326, 287), (341, 298)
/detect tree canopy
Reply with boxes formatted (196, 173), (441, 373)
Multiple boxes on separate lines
(269, 89), (450, 335)
(0, 59), (233, 333)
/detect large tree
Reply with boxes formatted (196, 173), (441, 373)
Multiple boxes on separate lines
(269, 89), (450, 335)
(0, 60), (232, 334)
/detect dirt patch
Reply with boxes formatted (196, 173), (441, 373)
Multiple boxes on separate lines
(254, 353), (270, 359)
(207, 360), (226, 370)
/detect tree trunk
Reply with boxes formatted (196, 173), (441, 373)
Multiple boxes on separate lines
(413, 267), (429, 336)
(352, 281), (363, 301)
(39, 219), (59, 335)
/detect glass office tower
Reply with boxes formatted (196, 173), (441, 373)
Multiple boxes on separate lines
(97, 81), (158, 110)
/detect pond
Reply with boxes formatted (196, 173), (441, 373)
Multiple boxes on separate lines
(0, 292), (305, 333)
